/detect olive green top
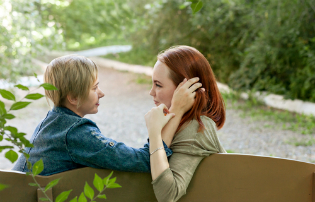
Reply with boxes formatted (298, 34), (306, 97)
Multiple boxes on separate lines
(152, 116), (226, 202)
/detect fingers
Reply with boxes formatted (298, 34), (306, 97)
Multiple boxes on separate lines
(192, 91), (196, 97)
(165, 112), (175, 121)
(158, 103), (167, 110)
(189, 82), (203, 93)
(163, 108), (169, 116)
(182, 77), (199, 89)
(175, 78), (187, 91)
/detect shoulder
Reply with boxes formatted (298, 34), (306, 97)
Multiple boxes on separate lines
(175, 116), (216, 137)
(171, 116), (224, 156)
(68, 118), (100, 135)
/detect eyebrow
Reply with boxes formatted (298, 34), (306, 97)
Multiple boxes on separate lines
(93, 82), (99, 87)
(153, 80), (162, 84)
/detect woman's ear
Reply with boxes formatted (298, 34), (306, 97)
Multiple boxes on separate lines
(66, 94), (78, 106)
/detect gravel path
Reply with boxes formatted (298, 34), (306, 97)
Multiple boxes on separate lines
(1, 60), (314, 170)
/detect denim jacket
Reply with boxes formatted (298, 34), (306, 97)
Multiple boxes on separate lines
(12, 107), (172, 176)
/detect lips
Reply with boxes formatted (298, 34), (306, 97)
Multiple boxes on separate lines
(154, 101), (159, 105)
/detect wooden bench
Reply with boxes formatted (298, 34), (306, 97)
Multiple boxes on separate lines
(1, 153), (314, 202)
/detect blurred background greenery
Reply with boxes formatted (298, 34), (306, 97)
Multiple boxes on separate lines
(1, 0), (315, 102)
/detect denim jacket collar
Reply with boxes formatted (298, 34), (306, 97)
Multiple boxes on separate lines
(52, 106), (81, 118)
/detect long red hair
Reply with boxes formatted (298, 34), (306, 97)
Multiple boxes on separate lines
(158, 46), (225, 132)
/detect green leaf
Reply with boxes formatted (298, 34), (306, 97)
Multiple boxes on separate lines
(107, 182), (121, 189)
(45, 178), (61, 192)
(187, 0), (199, 3)
(55, 189), (72, 202)
(179, 2), (191, 9)
(34, 73), (38, 78)
(78, 192), (87, 202)
(29, 183), (38, 187)
(19, 137), (33, 148)
(27, 161), (32, 170)
(93, 173), (104, 192)
(108, 177), (116, 184)
(97, 194), (106, 199)
(4, 126), (18, 134)
(23, 153), (30, 160)
(0, 89), (15, 101)
(32, 159), (44, 176)
(103, 171), (113, 186)
(25, 93), (44, 100)
(0, 135), (3, 142)
(10, 102), (31, 110)
(69, 196), (78, 202)
(3, 114), (15, 119)
(5, 150), (18, 163)
(0, 183), (8, 191)
(0, 146), (14, 152)
(16, 132), (26, 137)
(84, 182), (94, 200)
(191, 0), (203, 14)
(40, 83), (58, 91)
(14, 84), (29, 91)
(0, 118), (6, 125)
(39, 198), (49, 201)
(0, 101), (6, 115)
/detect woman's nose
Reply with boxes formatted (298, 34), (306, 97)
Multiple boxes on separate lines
(98, 88), (105, 98)
(149, 87), (155, 97)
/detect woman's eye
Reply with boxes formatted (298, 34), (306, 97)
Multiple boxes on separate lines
(155, 84), (162, 88)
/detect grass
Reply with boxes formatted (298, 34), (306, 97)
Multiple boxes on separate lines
(222, 91), (315, 146)
(134, 74), (152, 85)
(286, 137), (315, 147)
(102, 46), (157, 67)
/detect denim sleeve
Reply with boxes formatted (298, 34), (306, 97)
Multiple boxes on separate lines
(66, 120), (172, 173)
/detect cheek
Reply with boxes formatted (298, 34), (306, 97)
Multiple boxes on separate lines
(158, 88), (175, 103)
(167, 89), (175, 102)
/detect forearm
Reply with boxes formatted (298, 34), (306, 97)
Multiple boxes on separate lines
(149, 133), (169, 180)
(161, 107), (184, 147)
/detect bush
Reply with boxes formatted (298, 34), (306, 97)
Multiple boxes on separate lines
(129, 0), (315, 102)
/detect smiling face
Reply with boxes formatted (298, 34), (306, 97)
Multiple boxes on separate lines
(77, 79), (105, 117)
(149, 60), (177, 109)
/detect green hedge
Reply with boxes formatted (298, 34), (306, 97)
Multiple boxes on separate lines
(131, 0), (315, 102)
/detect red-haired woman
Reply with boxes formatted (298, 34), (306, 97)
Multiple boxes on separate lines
(145, 45), (226, 202)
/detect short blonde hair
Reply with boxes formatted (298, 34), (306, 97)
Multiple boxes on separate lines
(44, 55), (98, 108)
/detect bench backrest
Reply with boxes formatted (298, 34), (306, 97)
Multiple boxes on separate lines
(0, 153), (314, 202)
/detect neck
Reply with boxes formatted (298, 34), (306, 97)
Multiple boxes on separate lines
(63, 102), (84, 117)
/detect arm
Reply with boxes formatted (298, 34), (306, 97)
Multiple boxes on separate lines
(148, 115), (224, 202)
(66, 119), (172, 173)
(161, 78), (203, 146)
(152, 153), (204, 202)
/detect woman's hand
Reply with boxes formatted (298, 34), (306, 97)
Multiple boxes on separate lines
(145, 104), (175, 137)
(170, 77), (203, 115)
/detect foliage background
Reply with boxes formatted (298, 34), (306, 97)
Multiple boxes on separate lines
(1, 0), (315, 101)
(126, 0), (315, 102)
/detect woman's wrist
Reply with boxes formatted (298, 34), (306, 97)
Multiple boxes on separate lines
(149, 133), (163, 143)
(169, 106), (184, 117)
